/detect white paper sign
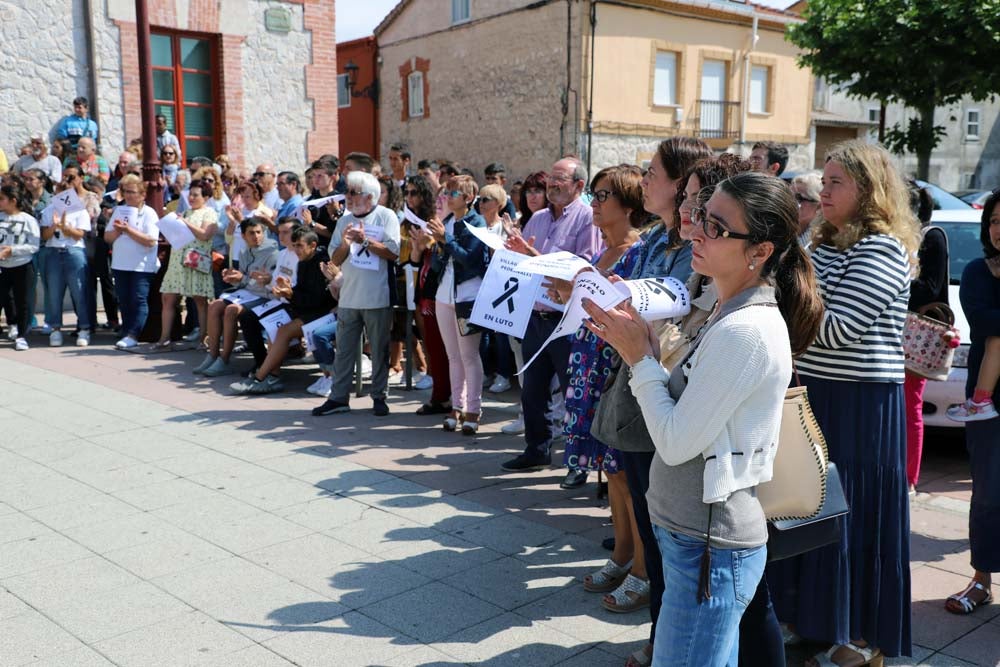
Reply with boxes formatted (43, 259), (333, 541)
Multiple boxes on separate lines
(104, 189), (118, 201)
(402, 206), (429, 231)
(518, 251), (593, 281)
(230, 230), (247, 262)
(293, 194), (344, 219)
(470, 249), (544, 339)
(111, 206), (140, 229)
(302, 313), (337, 352)
(621, 276), (691, 320)
(464, 221), (504, 251)
(220, 289), (259, 305)
(518, 270), (627, 375)
(349, 224), (384, 271)
(157, 212), (196, 248)
(50, 188), (86, 215)
(259, 308), (292, 342)
(251, 299), (285, 317)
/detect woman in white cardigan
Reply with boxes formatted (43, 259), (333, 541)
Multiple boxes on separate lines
(583, 172), (824, 667)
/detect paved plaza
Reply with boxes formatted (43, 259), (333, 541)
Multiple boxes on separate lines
(0, 334), (996, 666)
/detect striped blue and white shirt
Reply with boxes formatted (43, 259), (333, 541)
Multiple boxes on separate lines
(796, 234), (910, 383)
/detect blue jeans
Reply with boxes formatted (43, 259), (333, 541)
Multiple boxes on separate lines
(44, 247), (91, 331)
(652, 524), (766, 667)
(113, 269), (153, 339)
(310, 319), (338, 372)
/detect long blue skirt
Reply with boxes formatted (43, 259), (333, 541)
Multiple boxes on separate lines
(767, 377), (912, 657)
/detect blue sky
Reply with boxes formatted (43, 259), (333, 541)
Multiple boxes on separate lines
(336, 0), (795, 43)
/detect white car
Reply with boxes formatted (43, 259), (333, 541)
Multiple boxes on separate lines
(919, 209), (980, 428)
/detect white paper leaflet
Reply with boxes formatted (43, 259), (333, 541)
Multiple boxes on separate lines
(220, 289), (259, 305)
(293, 194), (344, 219)
(517, 251), (593, 281)
(259, 308), (292, 343)
(301, 313), (337, 352)
(157, 212), (196, 248)
(469, 248), (543, 338)
(50, 188), (87, 215)
(402, 206), (429, 231)
(349, 224), (384, 271)
(463, 221), (504, 251)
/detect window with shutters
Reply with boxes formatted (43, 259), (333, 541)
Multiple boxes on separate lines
(151, 31), (219, 161)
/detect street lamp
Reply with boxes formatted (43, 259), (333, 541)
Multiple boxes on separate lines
(344, 59), (379, 105)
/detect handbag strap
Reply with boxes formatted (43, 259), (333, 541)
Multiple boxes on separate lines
(698, 503), (713, 603)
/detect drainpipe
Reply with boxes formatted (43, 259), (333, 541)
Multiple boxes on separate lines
(586, 1), (596, 176)
(739, 12), (758, 148)
(82, 0), (100, 143)
(559, 0), (573, 156)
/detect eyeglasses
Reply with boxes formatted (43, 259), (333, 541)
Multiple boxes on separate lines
(588, 189), (613, 203)
(346, 189), (364, 197)
(691, 207), (756, 241)
(405, 189), (418, 196)
(203, 179), (216, 184)
(794, 193), (819, 206)
(162, 151), (176, 156)
(547, 174), (572, 184)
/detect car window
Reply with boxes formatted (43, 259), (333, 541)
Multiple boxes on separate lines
(936, 222), (982, 283)
(916, 180), (972, 210)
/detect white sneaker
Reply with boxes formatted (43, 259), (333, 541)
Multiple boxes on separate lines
(182, 327), (202, 343)
(387, 370), (404, 385)
(49, 331), (63, 347)
(501, 415), (525, 435)
(32, 324), (53, 335)
(360, 355), (373, 379)
(307, 375), (332, 396)
(414, 373), (434, 390)
(115, 336), (138, 349)
(7, 325), (19, 341)
(76, 331), (90, 347)
(489, 375), (512, 393)
(14, 337), (29, 351)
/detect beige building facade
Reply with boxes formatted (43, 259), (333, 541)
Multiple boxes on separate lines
(375, 0), (813, 180)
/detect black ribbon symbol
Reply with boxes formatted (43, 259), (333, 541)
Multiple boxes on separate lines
(642, 279), (675, 300)
(491, 277), (519, 313)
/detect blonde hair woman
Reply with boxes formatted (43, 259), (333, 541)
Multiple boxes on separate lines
(770, 140), (920, 666)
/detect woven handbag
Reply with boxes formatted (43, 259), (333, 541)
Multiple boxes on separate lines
(903, 302), (957, 382)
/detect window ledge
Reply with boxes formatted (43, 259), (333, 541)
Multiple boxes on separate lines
(748, 111), (772, 118)
(651, 104), (681, 110)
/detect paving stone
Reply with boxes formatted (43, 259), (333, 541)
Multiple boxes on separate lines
(93, 610), (254, 667)
(327, 507), (442, 554)
(380, 645), (463, 666)
(0, 589), (30, 621)
(103, 533), (234, 580)
(221, 476), (328, 511)
(23, 491), (142, 531)
(937, 621), (1000, 666)
(87, 429), (205, 463)
(197, 644), (297, 666)
(275, 495), (371, 532)
(202, 580), (347, 642)
(2, 555), (139, 610)
(111, 476), (221, 511)
(553, 646), (623, 666)
(516, 583), (645, 644)
(26, 645), (117, 666)
(153, 557), (291, 611)
(360, 581), (505, 643)
(0, 532), (94, 579)
(449, 513), (566, 556)
(378, 533), (505, 581)
(0, 512), (52, 545)
(263, 611), (421, 667)
(442, 555), (578, 612)
(182, 509), (314, 554)
(435, 611), (587, 666)
(1, 475), (102, 511)
(150, 493), (261, 529)
(155, 449), (246, 476)
(0, 609), (86, 664)
(188, 460), (291, 492)
(62, 511), (189, 554)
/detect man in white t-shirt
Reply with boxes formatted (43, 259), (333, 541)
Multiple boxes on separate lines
(12, 135), (62, 181)
(312, 171), (400, 417)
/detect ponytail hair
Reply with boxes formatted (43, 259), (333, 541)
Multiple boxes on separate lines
(717, 172), (824, 356)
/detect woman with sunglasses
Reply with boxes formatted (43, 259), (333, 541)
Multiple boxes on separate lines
(422, 174), (490, 434)
(769, 140), (919, 667)
(583, 171), (823, 667)
(791, 171), (823, 250)
(0, 179), (41, 351)
(160, 145), (180, 186)
(40, 170), (95, 347)
(188, 165), (231, 297)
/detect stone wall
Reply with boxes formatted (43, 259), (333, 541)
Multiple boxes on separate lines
(242, 1), (314, 170)
(378, 1), (582, 181)
(0, 0), (125, 158)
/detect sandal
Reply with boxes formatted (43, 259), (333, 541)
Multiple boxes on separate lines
(583, 558), (631, 593)
(602, 573), (650, 613)
(461, 412), (480, 436)
(808, 643), (883, 667)
(946, 580), (993, 615)
(443, 410), (462, 432)
(416, 401), (451, 415)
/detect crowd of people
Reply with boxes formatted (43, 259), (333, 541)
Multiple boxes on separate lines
(2, 98), (1000, 667)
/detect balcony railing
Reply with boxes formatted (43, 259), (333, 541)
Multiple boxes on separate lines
(696, 100), (741, 140)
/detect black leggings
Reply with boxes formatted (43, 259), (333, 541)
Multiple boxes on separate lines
(0, 263), (36, 335)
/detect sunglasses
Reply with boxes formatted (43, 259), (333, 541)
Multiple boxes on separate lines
(405, 189), (418, 196)
(794, 193), (819, 205)
(162, 151), (176, 155)
(346, 189), (364, 197)
(691, 207), (757, 241)
(479, 196), (495, 204)
(447, 190), (464, 198)
(254, 171), (273, 177)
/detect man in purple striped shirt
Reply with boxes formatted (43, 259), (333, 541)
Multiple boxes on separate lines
(502, 156), (603, 471)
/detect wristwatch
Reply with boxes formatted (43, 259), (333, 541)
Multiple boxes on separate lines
(361, 238), (371, 250)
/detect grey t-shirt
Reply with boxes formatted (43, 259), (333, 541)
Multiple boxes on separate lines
(645, 290), (773, 549)
(331, 205), (401, 310)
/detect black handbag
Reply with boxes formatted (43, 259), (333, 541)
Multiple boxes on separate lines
(589, 359), (656, 453)
(454, 300), (484, 336)
(766, 462), (850, 562)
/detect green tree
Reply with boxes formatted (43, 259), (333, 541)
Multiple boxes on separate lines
(787, 0), (1000, 179)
